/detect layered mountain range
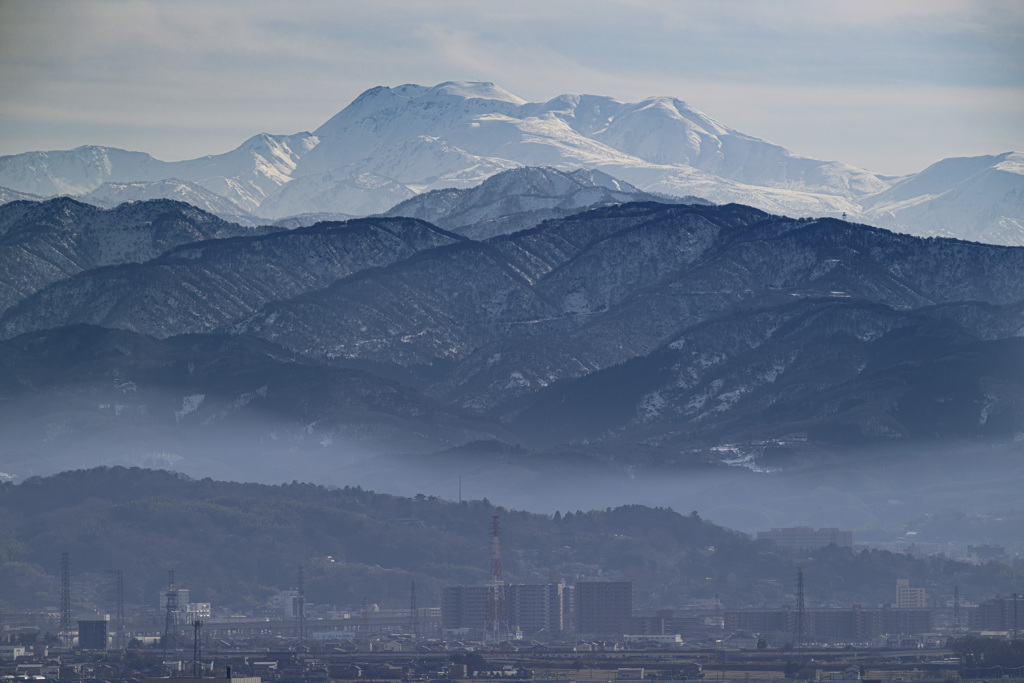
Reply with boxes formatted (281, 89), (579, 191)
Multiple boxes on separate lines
(0, 190), (1021, 487)
(0, 197), (276, 315)
(0, 81), (1020, 245)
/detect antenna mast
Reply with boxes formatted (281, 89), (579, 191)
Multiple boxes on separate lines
(59, 553), (71, 646)
(483, 516), (508, 651)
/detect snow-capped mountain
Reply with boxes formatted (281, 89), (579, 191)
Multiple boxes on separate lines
(0, 81), (1019, 243)
(257, 169), (416, 219)
(80, 178), (262, 226)
(0, 146), (173, 196)
(176, 132), (319, 213)
(862, 152), (1024, 246)
(384, 166), (706, 239)
(0, 132), (317, 215)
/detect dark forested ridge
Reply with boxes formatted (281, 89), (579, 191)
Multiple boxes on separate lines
(0, 196), (1021, 558)
(0, 467), (1020, 615)
(0, 200), (1022, 487)
(0, 197), (276, 316)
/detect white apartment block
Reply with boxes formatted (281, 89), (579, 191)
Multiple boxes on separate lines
(896, 579), (927, 608)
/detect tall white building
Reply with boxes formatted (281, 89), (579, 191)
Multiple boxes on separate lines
(896, 579), (927, 608)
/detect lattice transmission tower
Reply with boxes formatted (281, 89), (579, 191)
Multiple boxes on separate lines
(163, 570), (179, 655)
(483, 515), (509, 652)
(191, 616), (203, 676)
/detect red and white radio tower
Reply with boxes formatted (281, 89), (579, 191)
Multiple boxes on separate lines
(483, 515), (509, 651)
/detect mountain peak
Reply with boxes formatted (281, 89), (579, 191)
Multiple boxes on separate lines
(338, 81), (526, 118)
(431, 81), (527, 105)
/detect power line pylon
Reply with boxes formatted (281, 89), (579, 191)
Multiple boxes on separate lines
(163, 570), (179, 655)
(483, 515), (509, 652)
(192, 617), (203, 677)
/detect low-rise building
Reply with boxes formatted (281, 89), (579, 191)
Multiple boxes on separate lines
(623, 634), (681, 647)
(0, 646), (27, 660)
(725, 605), (934, 644)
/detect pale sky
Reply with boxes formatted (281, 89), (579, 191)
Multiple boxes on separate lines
(1, 0), (1022, 176)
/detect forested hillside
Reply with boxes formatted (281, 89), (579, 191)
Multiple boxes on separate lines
(0, 467), (1019, 615)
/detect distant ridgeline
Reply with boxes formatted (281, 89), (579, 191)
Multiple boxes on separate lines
(0, 467), (1020, 616)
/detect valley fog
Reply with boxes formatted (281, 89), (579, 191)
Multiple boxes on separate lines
(3, 406), (1020, 556)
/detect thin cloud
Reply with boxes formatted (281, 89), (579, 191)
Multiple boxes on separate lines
(0, 0), (1021, 172)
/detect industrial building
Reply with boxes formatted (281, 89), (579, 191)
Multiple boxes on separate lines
(971, 595), (1022, 632)
(630, 609), (720, 640)
(442, 580), (634, 638)
(508, 582), (564, 637)
(77, 619), (108, 650)
(725, 605), (934, 644)
(442, 583), (564, 638)
(575, 581), (634, 636)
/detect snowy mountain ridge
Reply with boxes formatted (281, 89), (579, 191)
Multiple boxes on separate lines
(383, 166), (708, 239)
(79, 178), (262, 225)
(0, 81), (1020, 244)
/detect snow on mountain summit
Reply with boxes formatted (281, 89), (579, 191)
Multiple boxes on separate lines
(80, 179), (261, 225)
(863, 151), (1024, 245)
(430, 81), (529, 105)
(382, 166), (702, 240)
(0, 146), (171, 196)
(288, 82), (901, 216)
(0, 81), (1019, 244)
